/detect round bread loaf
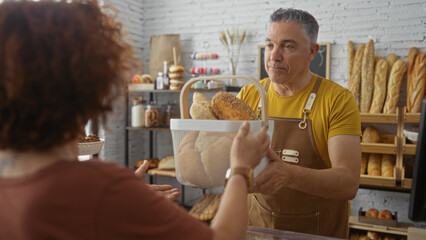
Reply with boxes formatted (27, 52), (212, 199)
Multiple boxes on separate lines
(212, 91), (257, 120)
(362, 126), (380, 143)
(378, 209), (393, 219)
(190, 92), (218, 120)
(177, 130), (236, 188)
(365, 208), (379, 218)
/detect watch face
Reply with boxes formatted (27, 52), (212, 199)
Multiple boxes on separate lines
(225, 168), (232, 178)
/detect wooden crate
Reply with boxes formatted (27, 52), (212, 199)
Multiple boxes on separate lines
(357, 208), (398, 227)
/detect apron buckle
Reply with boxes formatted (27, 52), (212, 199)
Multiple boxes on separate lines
(282, 156), (300, 163)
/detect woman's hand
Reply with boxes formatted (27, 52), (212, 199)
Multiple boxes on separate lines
(135, 160), (181, 201)
(230, 121), (270, 169)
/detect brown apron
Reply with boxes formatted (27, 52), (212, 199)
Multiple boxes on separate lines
(248, 77), (348, 239)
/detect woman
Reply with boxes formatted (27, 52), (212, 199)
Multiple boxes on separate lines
(0, 1), (270, 239)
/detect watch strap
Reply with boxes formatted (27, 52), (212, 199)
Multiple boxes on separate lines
(224, 167), (253, 189)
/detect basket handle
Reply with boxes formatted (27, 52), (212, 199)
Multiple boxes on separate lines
(179, 75), (269, 128)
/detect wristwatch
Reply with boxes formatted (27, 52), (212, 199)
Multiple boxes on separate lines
(224, 167), (253, 189)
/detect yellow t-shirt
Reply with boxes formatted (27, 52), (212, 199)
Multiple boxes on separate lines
(237, 74), (362, 167)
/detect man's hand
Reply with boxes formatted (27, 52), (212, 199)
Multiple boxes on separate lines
(251, 149), (289, 195)
(135, 160), (181, 201)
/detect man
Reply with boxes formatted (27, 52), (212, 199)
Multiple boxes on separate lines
(238, 8), (362, 238)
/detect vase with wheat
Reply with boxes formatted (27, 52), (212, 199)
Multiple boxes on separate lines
(219, 28), (247, 86)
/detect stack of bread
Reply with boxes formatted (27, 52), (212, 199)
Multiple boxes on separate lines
(361, 126), (395, 177)
(169, 65), (184, 90)
(347, 40), (407, 114)
(189, 193), (222, 221)
(177, 91), (257, 188)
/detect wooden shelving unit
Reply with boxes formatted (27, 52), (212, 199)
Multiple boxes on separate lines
(359, 107), (420, 190)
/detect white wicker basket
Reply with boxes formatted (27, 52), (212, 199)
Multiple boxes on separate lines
(78, 139), (104, 156)
(170, 75), (272, 189)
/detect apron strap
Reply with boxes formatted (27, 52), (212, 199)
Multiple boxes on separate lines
(299, 76), (323, 129)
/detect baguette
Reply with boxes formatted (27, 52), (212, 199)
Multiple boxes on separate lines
(408, 53), (426, 113)
(406, 47), (420, 112)
(361, 153), (369, 174)
(347, 41), (355, 81)
(367, 153), (382, 176)
(381, 154), (394, 177)
(385, 53), (398, 80)
(383, 60), (407, 114)
(369, 59), (389, 113)
(348, 44), (365, 106)
(360, 40), (375, 113)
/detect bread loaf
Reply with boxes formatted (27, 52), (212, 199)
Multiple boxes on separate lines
(368, 153), (382, 176)
(408, 53), (426, 113)
(362, 126), (380, 143)
(367, 231), (380, 240)
(385, 53), (398, 80)
(378, 209), (393, 220)
(189, 194), (215, 220)
(365, 208), (379, 218)
(212, 91), (257, 120)
(360, 40), (375, 113)
(177, 130), (235, 188)
(383, 60), (407, 114)
(348, 44), (365, 106)
(199, 194), (222, 221)
(190, 92), (218, 120)
(347, 41), (355, 81)
(369, 59), (389, 113)
(406, 47), (420, 112)
(361, 153), (368, 174)
(381, 154), (394, 177)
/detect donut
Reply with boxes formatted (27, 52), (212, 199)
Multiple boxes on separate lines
(170, 79), (185, 85)
(169, 65), (184, 73)
(169, 73), (184, 79)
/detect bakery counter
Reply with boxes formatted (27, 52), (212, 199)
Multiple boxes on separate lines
(246, 226), (343, 240)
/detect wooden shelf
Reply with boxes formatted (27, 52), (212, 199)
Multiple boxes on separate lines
(404, 112), (421, 123)
(360, 174), (396, 187)
(147, 168), (176, 177)
(349, 216), (411, 236)
(128, 87), (224, 93)
(127, 126), (170, 131)
(360, 113), (398, 123)
(361, 143), (398, 154)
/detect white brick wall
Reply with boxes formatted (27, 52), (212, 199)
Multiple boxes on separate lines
(105, 0), (426, 228)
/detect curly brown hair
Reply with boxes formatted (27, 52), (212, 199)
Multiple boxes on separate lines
(0, 0), (136, 151)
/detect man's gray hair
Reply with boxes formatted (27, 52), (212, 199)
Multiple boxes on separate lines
(270, 8), (319, 45)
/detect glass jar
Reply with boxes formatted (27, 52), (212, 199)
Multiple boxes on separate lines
(131, 97), (144, 127)
(145, 102), (162, 127)
(164, 101), (180, 127)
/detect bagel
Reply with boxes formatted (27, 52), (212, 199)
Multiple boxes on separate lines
(169, 65), (184, 73)
(169, 73), (184, 79)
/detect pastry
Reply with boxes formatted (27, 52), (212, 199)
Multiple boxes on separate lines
(362, 126), (380, 143)
(383, 60), (407, 114)
(360, 39), (375, 113)
(378, 209), (393, 219)
(365, 208), (379, 218)
(190, 92), (218, 120)
(381, 154), (394, 177)
(369, 59), (388, 113)
(406, 47), (420, 112)
(368, 154), (382, 176)
(407, 53), (426, 113)
(348, 43), (365, 106)
(212, 91), (257, 120)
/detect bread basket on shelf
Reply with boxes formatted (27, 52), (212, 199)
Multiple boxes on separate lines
(170, 75), (273, 189)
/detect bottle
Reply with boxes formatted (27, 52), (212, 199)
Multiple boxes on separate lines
(156, 72), (164, 90)
(163, 61), (170, 90)
(131, 97), (144, 127)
